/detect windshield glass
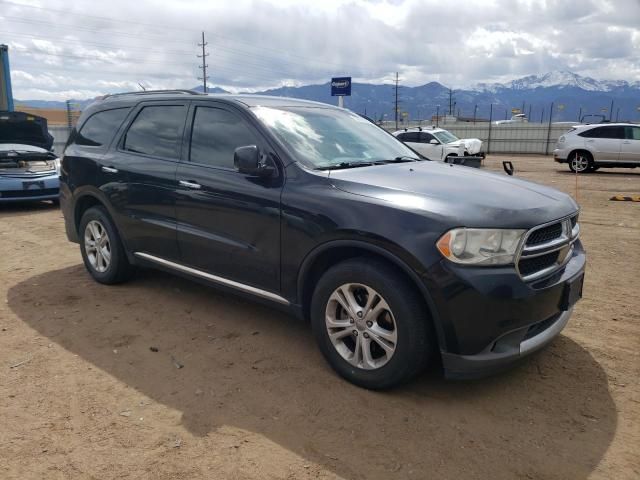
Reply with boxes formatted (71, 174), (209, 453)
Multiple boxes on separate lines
(433, 130), (459, 144)
(252, 106), (419, 169)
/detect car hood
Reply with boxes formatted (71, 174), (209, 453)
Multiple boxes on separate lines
(0, 111), (54, 151)
(328, 161), (578, 229)
(447, 138), (482, 153)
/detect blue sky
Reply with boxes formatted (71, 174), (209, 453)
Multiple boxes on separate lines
(2, 0), (639, 100)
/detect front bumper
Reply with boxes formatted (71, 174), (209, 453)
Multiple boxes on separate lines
(553, 148), (569, 162)
(424, 241), (586, 379)
(0, 174), (59, 202)
(442, 308), (573, 379)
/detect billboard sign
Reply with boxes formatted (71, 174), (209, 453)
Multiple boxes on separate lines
(331, 77), (351, 96)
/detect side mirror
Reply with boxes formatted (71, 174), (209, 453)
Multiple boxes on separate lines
(429, 139), (439, 145)
(234, 145), (274, 177)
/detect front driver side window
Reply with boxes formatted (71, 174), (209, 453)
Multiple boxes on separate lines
(190, 107), (259, 168)
(420, 132), (436, 143)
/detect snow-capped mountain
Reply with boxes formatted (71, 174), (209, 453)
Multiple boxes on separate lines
(17, 71), (640, 123)
(474, 70), (637, 93)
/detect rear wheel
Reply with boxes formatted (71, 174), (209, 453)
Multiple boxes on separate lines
(311, 258), (432, 389)
(568, 151), (592, 173)
(79, 206), (133, 284)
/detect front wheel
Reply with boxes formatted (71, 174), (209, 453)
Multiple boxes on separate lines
(311, 258), (432, 389)
(568, 152), (592, 173)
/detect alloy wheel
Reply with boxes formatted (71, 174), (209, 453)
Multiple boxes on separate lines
(325, 283), (398, 370)
(84, 220), (111, 273)
(571, 154), (589, 172)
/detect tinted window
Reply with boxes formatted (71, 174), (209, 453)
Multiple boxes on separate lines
(400, 132), (420, 142)
(123, 105), (186, 158)
(625, 126), (640, 140)
(579, 126), (624, 139)
(76, 108), (130, 147)
(189, 107), (258, 168)
(419, 132), (436, 143)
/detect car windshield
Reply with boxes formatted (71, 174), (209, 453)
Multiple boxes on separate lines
(251, 106), (419, 169)
(433, 130), (459, 144)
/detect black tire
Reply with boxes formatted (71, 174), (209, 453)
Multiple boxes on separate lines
(310, 258), (433, 389)
(79, 206), (133, 284)
(568, 151), (593, 173)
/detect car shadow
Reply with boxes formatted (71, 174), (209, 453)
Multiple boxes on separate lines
(0, 200), (59, 217)
(8, 265), (617, 479)
(558, 169), (640, 176)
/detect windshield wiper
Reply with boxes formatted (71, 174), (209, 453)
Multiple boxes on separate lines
(378, 156), (420, 164)
(316, 161), (375, 171)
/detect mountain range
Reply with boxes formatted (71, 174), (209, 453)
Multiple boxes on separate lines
(16, 71), (640, 123)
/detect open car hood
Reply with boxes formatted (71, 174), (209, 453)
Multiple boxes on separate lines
(0, 111), (54, 151)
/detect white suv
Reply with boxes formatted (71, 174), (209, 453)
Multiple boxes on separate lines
(554, 123), (640, 173)
(393, 127), (484, 161)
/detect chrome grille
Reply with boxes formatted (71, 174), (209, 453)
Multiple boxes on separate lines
(517, 214), (579, 282)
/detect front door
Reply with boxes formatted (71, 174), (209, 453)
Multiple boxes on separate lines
(175, 103), (283, 293)
(621, 126), (640, 163)
(419, 132), (444, 160)
(584, 126), (623, 162)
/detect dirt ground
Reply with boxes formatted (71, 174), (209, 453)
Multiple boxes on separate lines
(1, 155), (638, 479)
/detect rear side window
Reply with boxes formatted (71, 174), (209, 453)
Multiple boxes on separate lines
(189, 107), (258, 168)
(625, 126), (640, 140)
(123, 105), (187, 158)
(579, 126), (624, 139)
(76, 108), (130, 147)
(399, 132), (420, 142)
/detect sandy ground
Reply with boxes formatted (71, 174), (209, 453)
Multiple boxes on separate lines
(1, 155), (638, 479)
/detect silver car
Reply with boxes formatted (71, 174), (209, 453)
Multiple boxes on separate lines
(553, 123), (640, 173)
(0, 111), (60, 203)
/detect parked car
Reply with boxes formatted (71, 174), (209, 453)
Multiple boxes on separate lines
(554, 123), (640, 172)
(493, 113), (528, 125)
(392, 127), (484, 161)
(0, 111), (60, 203)
(60, 91), (585, 389)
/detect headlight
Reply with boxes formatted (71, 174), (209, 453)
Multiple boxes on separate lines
(54, 158), (61, 176)
(436, 228), (526, 265)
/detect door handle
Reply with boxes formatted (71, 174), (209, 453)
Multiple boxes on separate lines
(101, 166), (118, 174)
(179, 180), (202, 190)
(622, 141), (631, 144)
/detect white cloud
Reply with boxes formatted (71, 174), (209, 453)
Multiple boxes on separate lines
(0, 0), (638, 100)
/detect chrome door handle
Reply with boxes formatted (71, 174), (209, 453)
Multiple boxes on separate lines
(622, 141), (631, 144)
(179, 180), (202, 190)
(101, 166), (118, 173)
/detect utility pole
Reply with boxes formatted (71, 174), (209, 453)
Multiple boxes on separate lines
(609, 99), (614, 122)
(394, 72), (399, 130)
(197, 31), (209, 93)
(448, 88), (455, 116)
(65, 100), (73, 129)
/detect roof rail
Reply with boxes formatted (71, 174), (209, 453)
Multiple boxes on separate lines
(99, 89), (205, 100)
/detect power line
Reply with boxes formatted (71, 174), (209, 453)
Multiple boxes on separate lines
(0, 2), (358, 71)
(197, 31), (209, 93)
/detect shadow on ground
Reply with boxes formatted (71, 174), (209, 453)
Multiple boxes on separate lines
(0, 200), (59, 217)
(8, 265), (617, 479)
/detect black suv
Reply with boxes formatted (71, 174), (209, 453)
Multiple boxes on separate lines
(60, 91), (585, 389)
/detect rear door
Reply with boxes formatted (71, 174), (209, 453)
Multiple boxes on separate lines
(114, 101), (188, 260)
(396, 132), (423, 155)
(174, 102), (283, 292)
(621, 126), (640, 163)
(582, 126), (624, 162)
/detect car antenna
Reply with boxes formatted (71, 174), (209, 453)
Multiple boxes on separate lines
(138, 83), (147, 91)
